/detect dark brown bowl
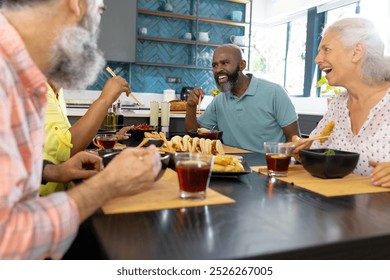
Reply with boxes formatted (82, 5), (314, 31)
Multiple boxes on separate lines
(155, 153), (170, 181)
(121, 128), (157, 147)
(187, 129), (223, 140)
(143, 138), (164, 148)
(299, 149), (360, 179)
(98, 149), (169, 181)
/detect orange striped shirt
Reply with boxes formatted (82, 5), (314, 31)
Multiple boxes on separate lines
(0, 13), (79, 259)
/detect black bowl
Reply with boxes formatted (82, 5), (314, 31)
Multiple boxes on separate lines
(299, 149), (360, 179)
(128, 128), (157, 140)
(123, 128), (157, 146)
(187, 129), (223, 140)
(98, 149), (122, 167)
(155, 153), (170, 181)
(143, 138), (164, 148)
(98, 149), (169, 181)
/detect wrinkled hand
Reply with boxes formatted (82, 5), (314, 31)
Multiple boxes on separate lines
(48, 151), (103, 183)
(187, 88), (204, 108)
(115, 125), (134, 141)
(101, 145), (162, 197)
(369, 161), (390, 187)
(291, 135), (312, 162)
(100, 76), (131, 104)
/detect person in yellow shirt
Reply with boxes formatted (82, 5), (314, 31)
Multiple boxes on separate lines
(41, 77), (131, 195)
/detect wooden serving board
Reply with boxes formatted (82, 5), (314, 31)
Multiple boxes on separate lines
(253, 165), (390, 197)
(102, 168), (235, 214)
(223, 144), (253, 154)
(169, 110), (202, 115)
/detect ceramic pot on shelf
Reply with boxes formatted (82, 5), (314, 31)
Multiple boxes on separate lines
(197, 32), (210, 42)
(160, 0), (173, 12)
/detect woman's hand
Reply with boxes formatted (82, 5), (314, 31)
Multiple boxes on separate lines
(369, 161), (390, 187)
(116, 125), (134, 141)
(291, 135), (313, 162)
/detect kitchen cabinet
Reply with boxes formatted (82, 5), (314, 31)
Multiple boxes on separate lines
(298, 114), (323, 136)
(136, 0), (252, 69)
(97, 0), (137, 62)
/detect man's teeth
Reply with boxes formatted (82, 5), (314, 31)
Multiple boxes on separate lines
(218, 75), (227, 81)
(322, 67), (332, 73)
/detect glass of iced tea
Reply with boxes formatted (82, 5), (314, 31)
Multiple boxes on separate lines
(93, 134), (118, 150)
(173, 152), (214, 200)
(264, 142), (294, 177)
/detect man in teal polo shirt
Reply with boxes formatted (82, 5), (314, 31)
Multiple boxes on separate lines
(185, 44), (300, 153)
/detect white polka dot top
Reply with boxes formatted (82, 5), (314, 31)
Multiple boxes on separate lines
(310, 90), (390, 176)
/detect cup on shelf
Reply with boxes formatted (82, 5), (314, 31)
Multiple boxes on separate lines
(183, 32), (192, 40)
(231, 10), (243, 22)
(230, 35), (246, 46)
(197, 32), (210, 42)
(139, 27), (148, 36)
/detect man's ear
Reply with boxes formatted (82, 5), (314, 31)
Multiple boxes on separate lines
(352, 43), (365, 62)
(240, 60), (246, 71)
(68, 0), (86, 19)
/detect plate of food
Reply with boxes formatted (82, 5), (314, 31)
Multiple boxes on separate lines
(211, 155), (252, 177)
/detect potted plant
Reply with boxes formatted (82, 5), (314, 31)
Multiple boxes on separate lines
(316, 76), (343, 105)
(210, 89), (221, 97)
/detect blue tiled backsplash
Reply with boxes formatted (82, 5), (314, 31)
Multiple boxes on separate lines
(88, 0), (246, 97)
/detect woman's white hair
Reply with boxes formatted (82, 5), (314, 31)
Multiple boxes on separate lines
(323, 17), (390, 84)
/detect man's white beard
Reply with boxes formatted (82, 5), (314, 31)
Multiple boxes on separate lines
(47, 24), (105, 89)
(218, 81), (234, 93)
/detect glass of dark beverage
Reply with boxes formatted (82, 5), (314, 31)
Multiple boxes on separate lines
(173, 152), (214, 200)
(264, 142), (294, 177)
(93, 134), (118, 150)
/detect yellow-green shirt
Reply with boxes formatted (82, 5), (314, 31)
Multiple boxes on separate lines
(40, 84), (73, 195)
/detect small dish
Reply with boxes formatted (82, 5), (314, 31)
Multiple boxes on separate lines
(211, 161), (252, 177)
(187, 129), (223, 140)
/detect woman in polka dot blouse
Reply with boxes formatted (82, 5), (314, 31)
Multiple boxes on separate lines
(292, 17), (390, 187)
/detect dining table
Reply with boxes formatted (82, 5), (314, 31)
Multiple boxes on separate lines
(65, 151), (390, 260)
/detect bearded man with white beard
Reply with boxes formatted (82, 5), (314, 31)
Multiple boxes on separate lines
(185, 44), (301, 153)
(0, 0), (161, 259)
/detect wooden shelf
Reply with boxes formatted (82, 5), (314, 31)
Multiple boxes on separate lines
(138, 9), (196, 20)
(135, 61), (211, 70)
(225, 0), (250, 3)
(138, 36), (221, 47)
(138, 9), (249, 27)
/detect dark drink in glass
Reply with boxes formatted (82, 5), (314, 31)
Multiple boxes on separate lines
(96, 139), (116, 149)
(173, 153), (214, 199)
(93, 134), (118, 150)
(266, 154), (291, 176)
(264, 142), (294, 177)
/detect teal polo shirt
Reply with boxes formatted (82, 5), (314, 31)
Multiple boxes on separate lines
(198, 75), (298, 153)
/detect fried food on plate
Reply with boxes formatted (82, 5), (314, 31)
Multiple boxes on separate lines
(159, 134), (224, 155)
(319, 121), (335, 143)
(212, 155), (244, 172)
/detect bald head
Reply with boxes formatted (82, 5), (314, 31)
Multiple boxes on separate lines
(214, 44), (243, 61)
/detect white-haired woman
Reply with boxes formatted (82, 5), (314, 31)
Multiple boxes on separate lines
(292, 17), (390, 187)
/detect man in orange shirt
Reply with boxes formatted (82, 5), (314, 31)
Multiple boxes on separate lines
(0, 0), (161, 259)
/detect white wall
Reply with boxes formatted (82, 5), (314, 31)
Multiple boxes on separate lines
(252, 0), (365, 24)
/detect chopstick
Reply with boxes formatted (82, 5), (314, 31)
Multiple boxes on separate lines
(105, 66), (143, 106)
(301, 135), (330, 142)
(136, 138), (150, 148)
(197, 96), (202, 115)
